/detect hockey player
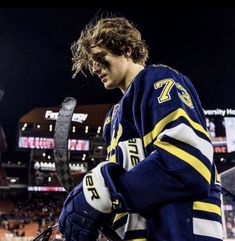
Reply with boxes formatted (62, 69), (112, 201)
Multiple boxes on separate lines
(58, 16), (223, 241)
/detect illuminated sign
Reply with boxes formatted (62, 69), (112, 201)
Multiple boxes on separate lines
(28, 186), (66, 192)
(212, 139), (227, 153)
(19, 136), (89, 151)
(205, 109), (235, 153)
(45, 110), (88, 123)
(204, 108), (235, 116)
(34, 161), (87, 172)
(214, 146), (227, 153)
(224, 117), (235, 153)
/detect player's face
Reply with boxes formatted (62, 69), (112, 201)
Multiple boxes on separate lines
(90, 46), (131, 91)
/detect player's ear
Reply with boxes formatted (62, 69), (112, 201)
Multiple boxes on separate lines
(124, 46), (132, 58)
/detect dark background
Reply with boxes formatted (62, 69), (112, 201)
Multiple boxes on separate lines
(0, 8), (234, 150)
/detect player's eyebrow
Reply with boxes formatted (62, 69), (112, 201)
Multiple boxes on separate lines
(91, 51), (106, 61)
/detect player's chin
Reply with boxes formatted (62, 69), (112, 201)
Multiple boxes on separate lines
(104, 83), (116, 90)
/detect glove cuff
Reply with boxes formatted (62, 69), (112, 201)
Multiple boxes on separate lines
(101, 162), (128, 212)
(83, 162), (128, 214)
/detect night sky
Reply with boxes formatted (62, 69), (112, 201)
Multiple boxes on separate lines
(0, 8), (234, 150)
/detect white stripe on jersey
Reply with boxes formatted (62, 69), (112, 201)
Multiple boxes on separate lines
(157, 123), (213, 163)
(115, 213), (147, 239)
(193, 217), (223, 239)
(125, 213), (147, 231)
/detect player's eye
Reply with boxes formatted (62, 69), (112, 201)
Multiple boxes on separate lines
(95, 55), (109, 68)
(95, 54), (106, 64)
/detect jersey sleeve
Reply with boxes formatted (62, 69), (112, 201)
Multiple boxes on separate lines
(118, 66), (214, 217)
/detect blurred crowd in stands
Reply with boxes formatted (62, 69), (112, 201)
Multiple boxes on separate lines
(0, 195), (63, 239)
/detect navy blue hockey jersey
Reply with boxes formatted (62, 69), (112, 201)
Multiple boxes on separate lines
(103, 65), (223, 241)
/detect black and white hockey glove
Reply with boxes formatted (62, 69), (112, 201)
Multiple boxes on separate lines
(58, 162), (128, 241)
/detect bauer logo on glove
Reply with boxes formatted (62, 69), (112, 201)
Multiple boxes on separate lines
(85, 174), (100, 200)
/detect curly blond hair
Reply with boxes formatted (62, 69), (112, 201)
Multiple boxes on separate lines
(71, 16), (149, 78)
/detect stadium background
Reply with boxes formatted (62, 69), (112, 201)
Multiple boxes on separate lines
(0, 8), (235, 241)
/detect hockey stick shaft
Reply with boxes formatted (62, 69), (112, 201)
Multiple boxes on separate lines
(53, 97), (122, 241)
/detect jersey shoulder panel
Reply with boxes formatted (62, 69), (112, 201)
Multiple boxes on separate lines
(132, 64), (196, 112)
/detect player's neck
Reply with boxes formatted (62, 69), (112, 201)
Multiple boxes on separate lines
(120, 64), (144, 94)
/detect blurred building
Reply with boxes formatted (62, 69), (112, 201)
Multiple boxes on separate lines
(17, 103), (112, 192)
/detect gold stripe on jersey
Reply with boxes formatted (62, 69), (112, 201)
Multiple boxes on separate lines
(109, 155), (116, 162)
(144, 108), (209, 148)
(113, 212), (128, 223)
(107, 124), (123, 154)
(155, 141), (211, 183)
(193, 201), (221, 216)
(107, 145), (112, 154)
(104, 116), (111, 127)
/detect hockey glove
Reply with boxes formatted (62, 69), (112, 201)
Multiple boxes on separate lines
(58, 162), (128, 241)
